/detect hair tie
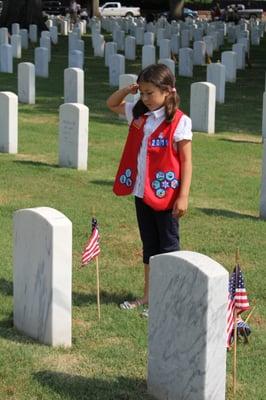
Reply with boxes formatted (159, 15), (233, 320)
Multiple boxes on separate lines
(172, 88), (176, 93)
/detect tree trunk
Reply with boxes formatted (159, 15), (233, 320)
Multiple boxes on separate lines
(92, 0), (100, 17)
(0, 0), (47, 31)
(169, 0), (184, 18)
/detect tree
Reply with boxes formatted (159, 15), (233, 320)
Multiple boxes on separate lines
(92, 0), (100, 17)
(169, 0), (185, 18)
(0, 0), (47, 31)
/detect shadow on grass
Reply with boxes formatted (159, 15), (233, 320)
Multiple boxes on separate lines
(13, 160), (59, 169)
(219, 138), (261, 145)
(33, 371), (154, 400)
(198, 208), (259, 221)
(73, 290), (137, 307)
(91, 179), (114, 186)
(0, 278), (13, 296)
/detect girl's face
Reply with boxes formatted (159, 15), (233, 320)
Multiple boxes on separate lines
(138, 82), (170, 112)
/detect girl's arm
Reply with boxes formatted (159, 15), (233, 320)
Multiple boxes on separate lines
(106, 84), (139, 115)
(173, 140), (192, 218)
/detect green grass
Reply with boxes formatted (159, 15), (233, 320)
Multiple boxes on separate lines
(0, 32), (266, 400)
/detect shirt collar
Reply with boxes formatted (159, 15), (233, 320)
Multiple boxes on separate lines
(145, 106), (165, 119)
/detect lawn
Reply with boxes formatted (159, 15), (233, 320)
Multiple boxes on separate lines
(0, 27), (266, 400)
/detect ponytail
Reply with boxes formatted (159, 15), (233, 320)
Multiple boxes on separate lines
(164, 90), (180, 123)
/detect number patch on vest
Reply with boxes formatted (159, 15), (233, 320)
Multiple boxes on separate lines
(152, 171), (180, 198)
(151, 138), (168, 147)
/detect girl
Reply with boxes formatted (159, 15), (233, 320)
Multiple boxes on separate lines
(107, 64), (192, 314)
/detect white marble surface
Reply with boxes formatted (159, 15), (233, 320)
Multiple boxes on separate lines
(68, 50), (83, 69)
(207, 63), (225, 104)
(105, 41), (117, 67)
(13, 207), (72, 346)
(11, 34), (22, 59)
(18, 62), (35, 104)
(232, 43), (245, 70)
(0, 92), (18, 153)
(193, 41), (206, 66)
(178, 47), (193, 78)
(64, 67), (84, 104)
(142, 45), (156, 69)
(260, 141), (266, 219)
(0, 44), (13, 73)
(159, 39), (171, 59)
(20, 29), (28, 49)
(125, 36), (136, 61)
(59, 103), (89, 170)
(35, 47), (49, 78)
(158, 58), (175, 77)
(263, 91), (266, 138)
(109, 54), (125, 86)
(29, 24), (38, 43)
(190, 82), (216, 133)
(222, 51), (237, 82)
(148, 251), (228, 400)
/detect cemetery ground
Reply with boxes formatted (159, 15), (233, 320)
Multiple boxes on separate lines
(0, 32), (266, 400)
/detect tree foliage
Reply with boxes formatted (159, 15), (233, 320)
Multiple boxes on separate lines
(0, 0), (47, 30)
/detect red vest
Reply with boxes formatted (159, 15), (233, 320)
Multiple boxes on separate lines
(113, 109), (184, 211)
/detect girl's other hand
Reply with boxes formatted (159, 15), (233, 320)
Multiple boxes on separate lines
(128, 83), (139, 94)
(172, 195), (188, 218)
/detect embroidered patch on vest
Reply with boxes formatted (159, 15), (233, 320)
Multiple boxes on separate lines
(132, 117), (144, 129)
(151, 138), (168, 147)
(119, 168), (133, 187)
(151, 171), (180, 198)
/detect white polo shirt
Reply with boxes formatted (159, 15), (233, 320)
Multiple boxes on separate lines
(125, 102), (193, 198)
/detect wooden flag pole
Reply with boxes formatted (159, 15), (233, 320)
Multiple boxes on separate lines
(233, 248), (240, 396)
(96, 255), (101, 321)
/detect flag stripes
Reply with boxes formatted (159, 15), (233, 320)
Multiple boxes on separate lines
(81, 219), (100, 266)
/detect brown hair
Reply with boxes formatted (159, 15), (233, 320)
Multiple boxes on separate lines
(132, 64), (180, 122)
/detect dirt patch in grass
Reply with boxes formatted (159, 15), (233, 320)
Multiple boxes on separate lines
(41, 353), (86, 374)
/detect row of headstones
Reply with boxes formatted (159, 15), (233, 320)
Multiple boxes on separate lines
(0, 90), (88, 170)
(13, 205), (228, 400)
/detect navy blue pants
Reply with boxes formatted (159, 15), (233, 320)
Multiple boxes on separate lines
(135, 197), (180, 264)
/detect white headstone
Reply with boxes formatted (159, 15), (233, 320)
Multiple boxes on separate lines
(142, 45), (156, 69)
(105, 41), (117, 67)
(190, 82), (216, 133)
(221, 51), (237, 83)
(64, 67), (84, 104)
(119, 73), (139, 118)
(40, 37), (51, 62)
(68, 50), (83, 69)
(35, 47), (49, 78)
(158, 58), (175, 76)
(11, 34), (22, 58)
(109, 54), (125, 86)
(159, 39), (171, 59)
(29, 24), (38, 42)
(94, 34), (105, 57)
(0, 92), (18, 153)
(260, 139), (266, 219)
(61, 20), (68, 36)
(18, 62), (35, 104)
(0, 27), (8, 45)
(262, 91), (266, 138)
(193, 41), (206, 66)
(136, 27), (144, 45)
(144, 32), (155, 46)
(232, 43), (245, 70)
(207, 63), (225, 104)
(125, 36), (136, 60)
(0, 44), (13, 73)
(59, 103), (89, 170)
(49, 26), (58, 44)
(178, 48), (193, 77)
(180, 29), (190, 48)
(13, 207), (72, 346)
(20, 29), (28, 49)
(12, 23), (20, 35)
(203, 35), (213, 57)
(170, 34), (180, 55)
(148, 251), (228, 400)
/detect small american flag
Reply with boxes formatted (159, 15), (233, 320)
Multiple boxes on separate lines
(81, 218), (100, 266)
(226, 265), (250, 347)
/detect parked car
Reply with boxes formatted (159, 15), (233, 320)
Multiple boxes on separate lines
(160, 8), (198, 21)
(42, 1), (66, 16)
(98, 2), (140, 17)
(221, 3), (263, 21)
